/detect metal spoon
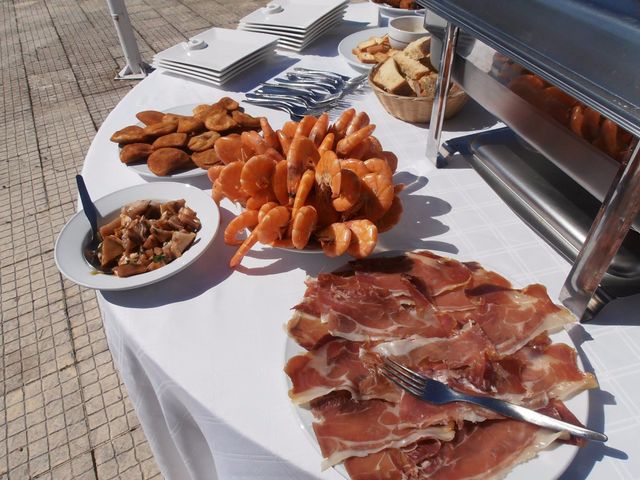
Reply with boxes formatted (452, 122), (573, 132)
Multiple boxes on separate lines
(75, 175), (109, 273)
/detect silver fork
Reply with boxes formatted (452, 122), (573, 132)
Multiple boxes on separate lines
(381, 358), (607, 442)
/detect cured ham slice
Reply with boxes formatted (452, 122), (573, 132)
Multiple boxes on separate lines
(469, 284), (575, 355)
(310, 272), (455, 342)
(286, 339), (371, 405)
(372, 330), (595, 407)
(371, 325), (495, 391)
(432, 262), (513, 313)
(287, 310), (332, 351)
(311, 393), (455, 468)
(345, 420), (563, 480)
(497, 341), (598, 408)
(348, 251), (473, 298)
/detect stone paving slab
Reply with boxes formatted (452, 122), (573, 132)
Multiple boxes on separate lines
(1, 1), (268, 479)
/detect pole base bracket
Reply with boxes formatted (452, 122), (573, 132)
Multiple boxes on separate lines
(115, 62), (154, 80)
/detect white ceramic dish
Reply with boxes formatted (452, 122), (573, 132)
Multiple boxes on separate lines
(154, 56), (271, 87)
(54, 182), (220, 291)
(388, 15), (429, 49)
(154, 28), (277, 73)
(369, 0), (425, 17)
(120, 104), (209, 180)
(284, 327), (588, 480)
(154, 48), (273, 80)
(238, 10), (345, 40)
(275, 20), (345, 50)
(238, 5), (347, 34)
(240, 0), (348, 30)
(338, 27), (389, 71)
(154, 43), (274, 75)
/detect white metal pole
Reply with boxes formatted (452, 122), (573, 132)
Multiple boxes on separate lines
(106, 0), (152, 79)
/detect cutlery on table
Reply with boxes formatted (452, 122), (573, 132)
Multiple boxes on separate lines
(244, 98), (326, 120)
(381, 357), (608, 442)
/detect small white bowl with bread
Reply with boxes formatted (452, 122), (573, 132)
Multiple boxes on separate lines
(388, 16), (429, 49)
(369, 36), (467, 123)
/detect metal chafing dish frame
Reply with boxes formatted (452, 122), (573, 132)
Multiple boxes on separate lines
(418, 0), (640, 320)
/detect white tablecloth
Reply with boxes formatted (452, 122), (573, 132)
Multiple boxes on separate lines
(81, 3), (640, 479)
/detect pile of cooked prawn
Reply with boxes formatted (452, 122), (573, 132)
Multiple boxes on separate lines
(207, 108), (403, 267)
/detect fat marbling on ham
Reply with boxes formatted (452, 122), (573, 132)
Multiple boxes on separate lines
(284, 251), (597, 479)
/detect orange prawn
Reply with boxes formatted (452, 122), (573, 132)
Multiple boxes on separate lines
(295, 115), (317, 138)
(345, 111), (370, 136)
(260, 117), (280, 151)
(317, 222), (351, 257)
(291, 205), (318, 249)
(308, 112), (329, 146)
(345, 219), (378, 258)
(272, 160), (289, 205)
(332, 108), (356, 139)
(332, 169), (361, 212)
(318, 132), (335, 156)
(240, 154), (276, 197)
(336, 124), (376, 157)
(287, 135), (319, 198)
(224, 210), (259, 245)
(229, 206), (290, 267)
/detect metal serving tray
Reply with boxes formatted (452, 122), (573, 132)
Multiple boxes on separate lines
(439, 39), (640, 232)
(418, 1), (640, 318)
(465, 128), (640, 298)
(418, 0), (640, 138)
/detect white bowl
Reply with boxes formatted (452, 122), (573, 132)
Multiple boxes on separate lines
(54, 182), (220, 291)
(388, 16), (428, 49)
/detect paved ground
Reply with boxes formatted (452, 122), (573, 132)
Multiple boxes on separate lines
(0, 0), (266, 478)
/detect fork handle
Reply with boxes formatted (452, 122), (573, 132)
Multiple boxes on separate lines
(462, 396), (607, 442)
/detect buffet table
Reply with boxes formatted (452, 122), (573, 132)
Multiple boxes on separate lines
(80, 3), (639, 479)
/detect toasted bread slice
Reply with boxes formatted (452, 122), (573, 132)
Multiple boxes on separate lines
(374, 57), (414, 96)
(408, 72), (438, 98)
(403, 37), (431, 61)
(393, 52), (430, 80)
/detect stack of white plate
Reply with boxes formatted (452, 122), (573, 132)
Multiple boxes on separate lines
(152, 28), (278, 87)
(238, 0), (348, 52)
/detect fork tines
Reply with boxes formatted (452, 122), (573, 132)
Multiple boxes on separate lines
(380, 358), (427, 397)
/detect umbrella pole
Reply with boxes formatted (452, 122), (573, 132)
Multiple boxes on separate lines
(106, 0), (152, 80)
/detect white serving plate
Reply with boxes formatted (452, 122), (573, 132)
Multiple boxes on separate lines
(55, 182), (220, 291)
(154, 28), (277, 72)
(154, 56), (270, 87)
(240, 0), (348, 30)
(275, 19), (345, 49)
(369, 0), (425, 17)
(119, 104), (210, 180)
(154, 43), (274, 75)
(284, 326), (589, 480)
(238, 6), (347, 35)
(338, 27), (390, 71)
(154, 48), (273, 80)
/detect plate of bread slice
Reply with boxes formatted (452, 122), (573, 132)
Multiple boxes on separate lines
(338, 27), (400, 71)
(369, 36), (467, 123)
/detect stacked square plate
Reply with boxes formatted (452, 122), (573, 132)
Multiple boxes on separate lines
(238, 0), (348, 52)
(152, 28), (278, 86)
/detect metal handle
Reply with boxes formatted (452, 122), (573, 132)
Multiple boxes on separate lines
(465, 395), (607, 442)
(76, 175), (99, 236)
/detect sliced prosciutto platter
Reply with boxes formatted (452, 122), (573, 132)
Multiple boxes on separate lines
(284, 251), (598, 479)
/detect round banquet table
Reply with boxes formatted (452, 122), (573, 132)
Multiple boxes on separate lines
(80, 3), (640, 479)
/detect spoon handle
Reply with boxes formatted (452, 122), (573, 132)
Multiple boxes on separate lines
(75, 175), (98, 236)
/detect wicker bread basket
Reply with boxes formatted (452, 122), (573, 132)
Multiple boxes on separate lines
(369, 63), (468, 123)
